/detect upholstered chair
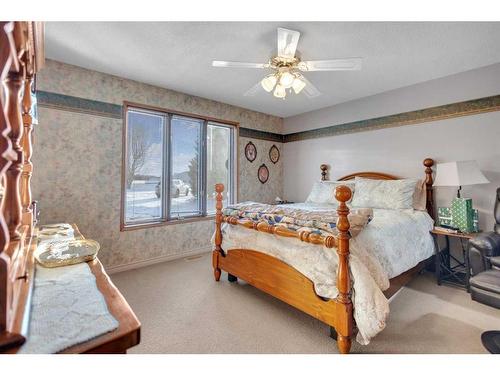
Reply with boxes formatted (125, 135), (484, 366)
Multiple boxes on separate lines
(468, 188), (500, 308)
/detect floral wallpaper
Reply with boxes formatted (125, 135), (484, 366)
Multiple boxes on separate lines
(38, 60), (283, 133)
(32, 60), (283, 269)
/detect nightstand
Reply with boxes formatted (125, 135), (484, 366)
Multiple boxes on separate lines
(430, 228), (481, 290)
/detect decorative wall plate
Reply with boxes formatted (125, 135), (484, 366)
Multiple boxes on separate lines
(244, 141), (257, 162)
(35, 239), (100, 268)
(269, 144), (280, 164)
(258, 164), (269, 184)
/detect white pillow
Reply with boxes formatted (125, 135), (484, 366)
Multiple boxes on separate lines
(412, 179), (427, 211)
(351, 177), (418, 210)
(305, 181), (355, 205)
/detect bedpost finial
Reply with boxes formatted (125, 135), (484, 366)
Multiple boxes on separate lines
(320, 164), (328, 181)
(335, 185), (352, 203)
(215, 183), (224, 194)
(423, 158), (434, 168)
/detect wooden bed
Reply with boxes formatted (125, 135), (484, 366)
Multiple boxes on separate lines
(212, 158), (435, 354)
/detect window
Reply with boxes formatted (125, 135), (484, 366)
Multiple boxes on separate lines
(122, 103), (236, 229)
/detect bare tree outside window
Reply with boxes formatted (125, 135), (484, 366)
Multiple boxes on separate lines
(126, 127), (153, 189)
(124, 110), (164, 224)
(187, 138), (199, 195)
(171, 116), (203, 216)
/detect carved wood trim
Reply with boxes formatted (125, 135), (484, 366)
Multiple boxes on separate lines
(0, 21), (44, 352)
(3, 70), (24, 241)
(6, 224), (33, 336)
(213, 184), (224, 282)
(333, 185), (353, 354)
(21, 76), (34, 229)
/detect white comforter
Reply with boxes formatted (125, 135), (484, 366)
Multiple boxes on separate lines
(219, 203), (434, 345)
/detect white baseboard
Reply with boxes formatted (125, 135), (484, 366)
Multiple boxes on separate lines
(105, 246), (212, 275)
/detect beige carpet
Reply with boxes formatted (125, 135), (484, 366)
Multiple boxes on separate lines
(111, 253), (500, 354)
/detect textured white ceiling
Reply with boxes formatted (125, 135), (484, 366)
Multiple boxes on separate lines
(45, 22), (500, 118)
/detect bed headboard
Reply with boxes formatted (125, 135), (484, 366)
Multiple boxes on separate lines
(319, 158), (435, 219)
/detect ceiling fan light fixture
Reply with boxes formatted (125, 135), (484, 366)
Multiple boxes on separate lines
(273, 84), (286, 99)
(261, 74), (277, 92)
(214, 28), (362, 100)
(279, 71), (295, 88)
(292, 76), (306, 94)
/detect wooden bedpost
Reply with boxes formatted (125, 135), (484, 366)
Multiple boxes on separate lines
(213, 183), (224, 281)
(335, 185), (353, 354)
(423, 158), (434, 220)
(320, 164), (328, 181)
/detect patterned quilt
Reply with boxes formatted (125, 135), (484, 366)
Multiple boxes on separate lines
(223, 202), (373, 237)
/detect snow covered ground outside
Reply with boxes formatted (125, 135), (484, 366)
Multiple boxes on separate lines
(125, 182), (221, 221)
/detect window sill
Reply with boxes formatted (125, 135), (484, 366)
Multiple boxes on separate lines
(120, 214), (216, 232)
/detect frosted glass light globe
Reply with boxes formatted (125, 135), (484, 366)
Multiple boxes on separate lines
(279, 71), (295, 88)
(273, 84), (286, 99)
(261, 75), (277, 92)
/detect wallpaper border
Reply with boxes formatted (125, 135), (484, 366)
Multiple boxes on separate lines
(284, 94), (500, 142)
(37, 90), (500, 144)
(37, 91), (122, 119)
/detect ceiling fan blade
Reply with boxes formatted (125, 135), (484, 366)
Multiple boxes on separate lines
(299, 58), (362, 72)
(300, 76), (321, 98)
(243, 82), (263, 97)
(277, 28), (300, 59)
(212, 61), (267, 69)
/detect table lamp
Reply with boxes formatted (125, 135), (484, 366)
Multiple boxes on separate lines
(433, 160), (489, 198)
(434, 160), (489, 232)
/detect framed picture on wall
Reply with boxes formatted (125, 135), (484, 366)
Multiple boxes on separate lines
(269, 144), (280, 164)
(258, 164), (269, 184)
(245, 141), (257, 162)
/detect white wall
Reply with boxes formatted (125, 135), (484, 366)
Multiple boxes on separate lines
(283, 64), (500, 231)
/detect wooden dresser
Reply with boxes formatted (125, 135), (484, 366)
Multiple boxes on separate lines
(0, 21), (140, 354)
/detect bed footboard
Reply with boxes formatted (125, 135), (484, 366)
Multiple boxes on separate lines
(212, 183), (353, 354)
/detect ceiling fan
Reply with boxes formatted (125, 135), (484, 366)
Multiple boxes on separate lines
(212, 27), (362, 99)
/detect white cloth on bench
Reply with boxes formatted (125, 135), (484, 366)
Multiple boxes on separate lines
(19, 263), (119, 354)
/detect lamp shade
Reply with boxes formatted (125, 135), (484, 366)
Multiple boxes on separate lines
(433, 160), (489, 187)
